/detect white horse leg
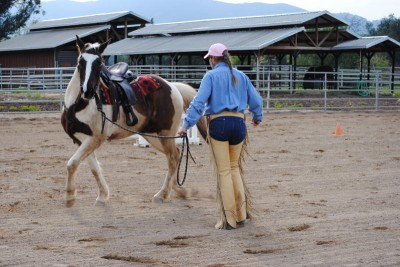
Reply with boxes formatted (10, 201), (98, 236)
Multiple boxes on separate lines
(151, 139), (174, 203)
(66, 137), (102, 207)
(152, 138), (189, 203)
(86, 153), (109, 205)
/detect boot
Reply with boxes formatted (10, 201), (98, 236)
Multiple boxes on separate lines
(123, 103), (138, 126)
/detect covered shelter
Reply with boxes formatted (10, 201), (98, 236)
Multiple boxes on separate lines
(103, 11), (400, 90)
(104, 11), (360, 65)
(333, 36), (400, 84)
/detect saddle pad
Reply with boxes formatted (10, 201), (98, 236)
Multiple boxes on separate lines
(131, 75), (161, 100)
(100, 80), (112, 105)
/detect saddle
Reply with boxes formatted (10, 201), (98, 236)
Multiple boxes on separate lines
(100, 62), (138, 126)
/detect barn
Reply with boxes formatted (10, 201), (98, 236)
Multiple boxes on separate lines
(103, 11), (400, 72)
(0, 10), (399, 77)
(0, 11), (150, 68)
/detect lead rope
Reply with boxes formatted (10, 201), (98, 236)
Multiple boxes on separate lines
(177, 134), (196, 186)
(94, 102), (195, 186)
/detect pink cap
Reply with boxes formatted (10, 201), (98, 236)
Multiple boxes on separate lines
(204, 43), (228, 59)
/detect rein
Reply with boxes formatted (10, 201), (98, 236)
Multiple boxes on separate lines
(93, 94), (195, 186)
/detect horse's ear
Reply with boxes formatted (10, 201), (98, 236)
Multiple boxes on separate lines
(99, 38), (111, 54)
(76, 35), (85, 52)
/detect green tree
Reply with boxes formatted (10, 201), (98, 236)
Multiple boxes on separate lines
(0, 0), (41, 40)
(367, 14), (400, 66)
(367, 14), (400, 41)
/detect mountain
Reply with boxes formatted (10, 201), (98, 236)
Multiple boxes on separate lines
(38, 0), (306, 23)
(36, 0), (377, 35)
(335, 12), (380, 35)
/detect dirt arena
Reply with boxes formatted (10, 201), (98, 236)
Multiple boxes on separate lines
(1, 111), (399, 267)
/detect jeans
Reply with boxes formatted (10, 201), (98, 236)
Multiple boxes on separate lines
(209, 116), (247, 145)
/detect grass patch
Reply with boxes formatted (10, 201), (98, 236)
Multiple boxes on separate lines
(21, 105), (41, 112)
(273, 101), (304, 109)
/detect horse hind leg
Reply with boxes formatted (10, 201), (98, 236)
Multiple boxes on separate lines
(151, 139), (176, 202)
(86, 153), (109, 206)
(149, 138), (178, 202)
(152, 138), (191, 203)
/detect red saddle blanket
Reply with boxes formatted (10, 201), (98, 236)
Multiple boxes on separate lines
(100, 75), (161, 105)
(131, 75), (161, 101)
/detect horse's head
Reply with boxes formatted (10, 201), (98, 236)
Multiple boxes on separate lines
(75, 35), (110, 100)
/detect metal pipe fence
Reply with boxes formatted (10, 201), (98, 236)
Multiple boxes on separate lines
(0, 65), (399, 113)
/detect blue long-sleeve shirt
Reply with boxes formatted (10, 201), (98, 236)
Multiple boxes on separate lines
(183, 62), (263, 129)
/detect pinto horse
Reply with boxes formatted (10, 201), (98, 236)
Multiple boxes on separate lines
(61, 36), (206, 207)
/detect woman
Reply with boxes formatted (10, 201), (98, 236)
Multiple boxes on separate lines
(177, 43), (263, 230)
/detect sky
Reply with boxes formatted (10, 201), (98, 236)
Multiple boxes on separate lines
(216, 0), (399, 21)
(40, 0), (399, 21)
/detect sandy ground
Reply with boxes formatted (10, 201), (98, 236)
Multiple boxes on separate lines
(0, 110), (400, 267)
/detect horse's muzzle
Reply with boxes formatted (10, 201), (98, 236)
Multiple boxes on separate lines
(81, 86), (95, 100)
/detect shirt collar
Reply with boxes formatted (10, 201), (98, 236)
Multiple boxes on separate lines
(213, 62), (228, 69)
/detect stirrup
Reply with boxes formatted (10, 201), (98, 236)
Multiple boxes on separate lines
(124, 105), (138, 126)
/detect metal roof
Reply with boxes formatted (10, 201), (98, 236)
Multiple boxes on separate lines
(130, 11), (348, 37)
(333, 36), (400, 50)
(104, 27), (305, 56)
(0, 26), (110, 52)
(29, 11), (150, 31)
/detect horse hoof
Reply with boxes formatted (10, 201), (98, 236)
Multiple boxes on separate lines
(94, 200), (106, 207)
(175, 189), (188, 199)
(152, 196), (164, 203)
(66, 199), (75, 208)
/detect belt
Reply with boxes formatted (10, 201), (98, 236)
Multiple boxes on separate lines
(208, 111), (245, 121)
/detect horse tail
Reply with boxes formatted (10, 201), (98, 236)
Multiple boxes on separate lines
(173, 82), (208, 142)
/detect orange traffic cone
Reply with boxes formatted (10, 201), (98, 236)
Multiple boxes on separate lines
(335, 122), (342, 137)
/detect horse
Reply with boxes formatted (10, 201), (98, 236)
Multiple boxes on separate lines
(61, 36), (207, 207)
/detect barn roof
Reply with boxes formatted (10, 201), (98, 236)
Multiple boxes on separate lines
(333, 36), (400, 50)
(29, 11), (150, 31)
(104, 27), (306, 56)
(0, 26), (110, 52)
(129, 10), (348, 37)
(0, 11), (152, 53)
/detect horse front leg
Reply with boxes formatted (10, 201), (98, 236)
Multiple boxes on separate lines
(66, 137), (103, 207)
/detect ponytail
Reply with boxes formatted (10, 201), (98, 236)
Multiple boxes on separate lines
(222, 50), (237, 86)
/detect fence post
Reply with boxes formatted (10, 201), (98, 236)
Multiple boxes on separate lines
(375, 75), (379, 111)
(324, 73), (327, 111)
(59, 68), (63, 111)
(266, 72), (270, 112)
(289, 67), (293, 94)
(27, 68), (31, 90)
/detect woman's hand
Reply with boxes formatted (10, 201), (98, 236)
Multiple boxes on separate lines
(177, 127), (187, 136)
(251, 120), (260, 127)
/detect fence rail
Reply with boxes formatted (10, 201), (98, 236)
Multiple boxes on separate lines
(0, 65), (399, 113)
